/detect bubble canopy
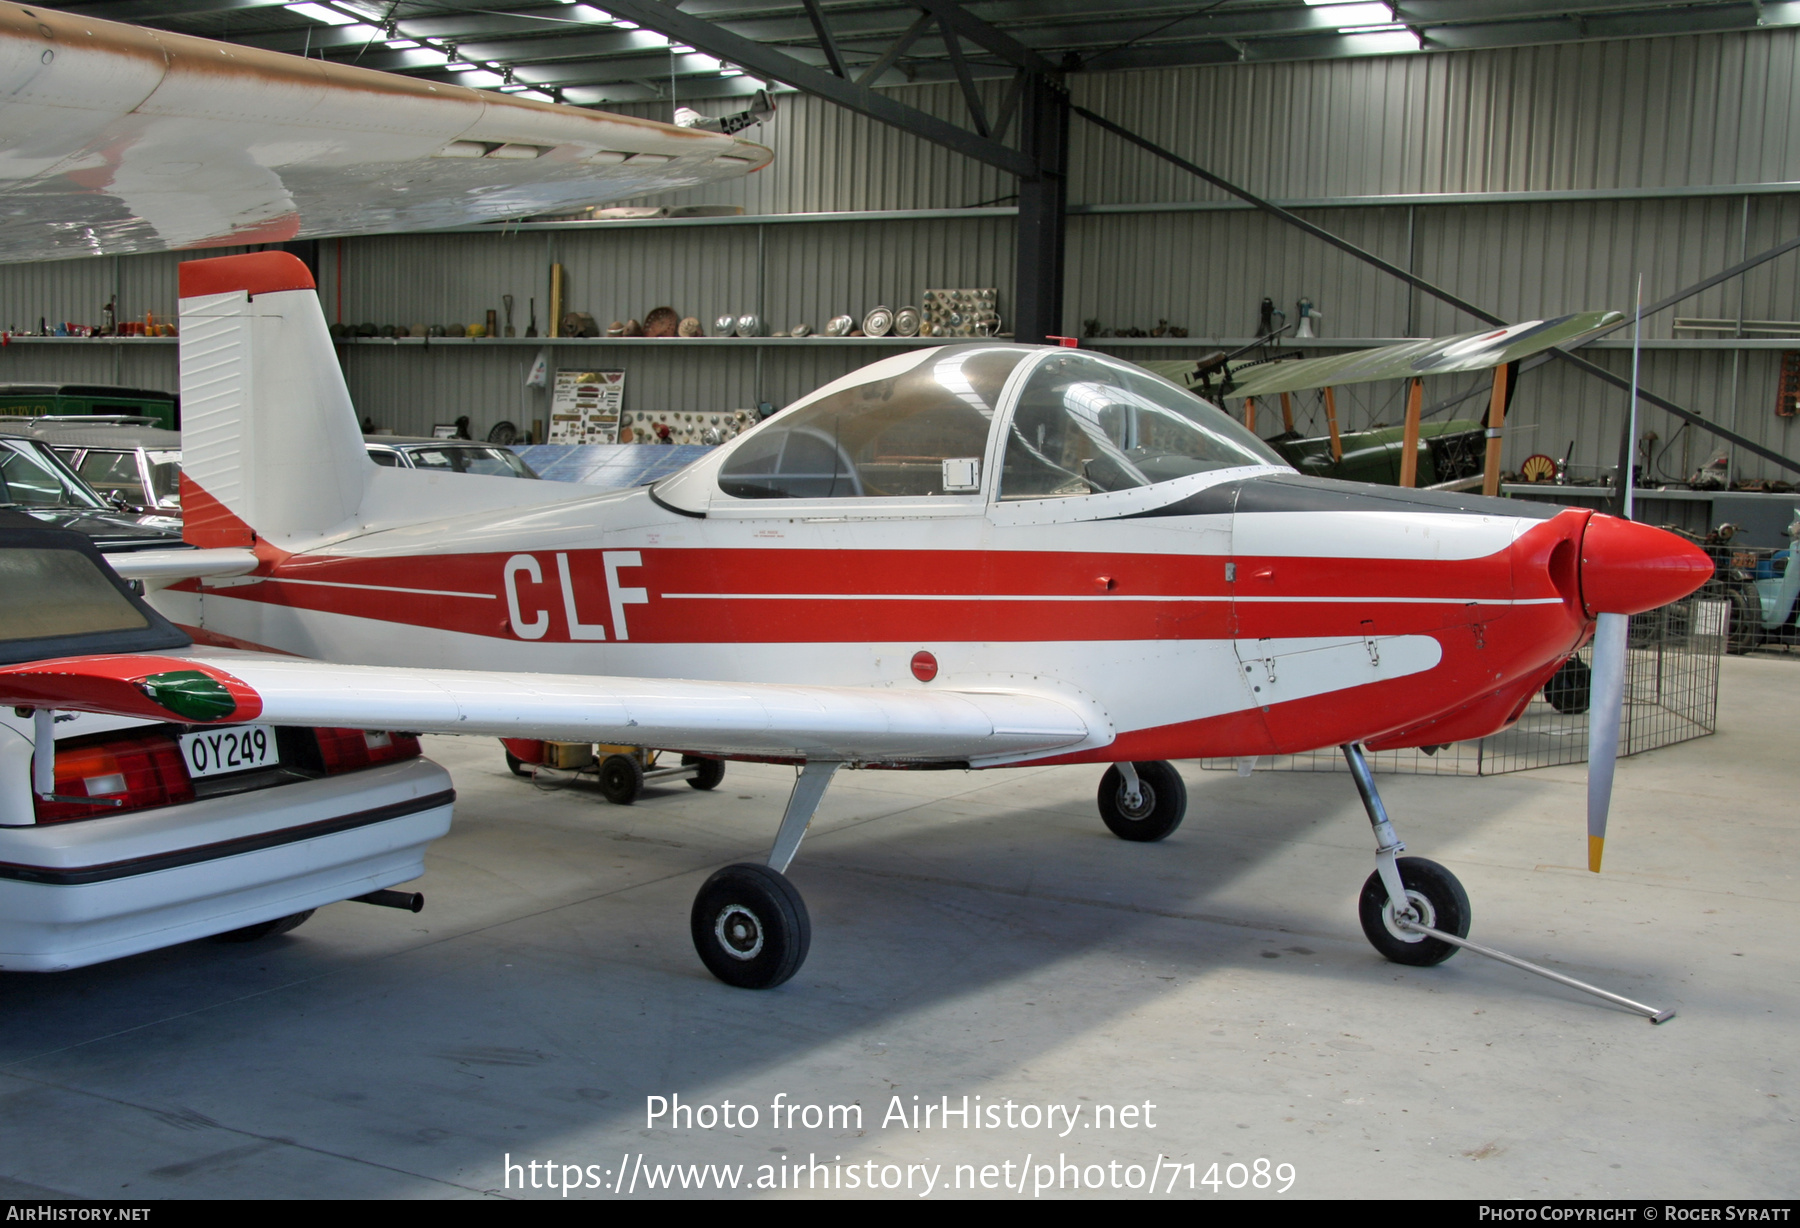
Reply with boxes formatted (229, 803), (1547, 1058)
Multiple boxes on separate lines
(655, 344), (1285, 511)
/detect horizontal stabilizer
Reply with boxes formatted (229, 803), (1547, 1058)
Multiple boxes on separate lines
(105, 548), (259, 590)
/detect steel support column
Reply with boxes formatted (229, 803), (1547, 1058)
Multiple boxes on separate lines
(1014, 75), (1068, 346)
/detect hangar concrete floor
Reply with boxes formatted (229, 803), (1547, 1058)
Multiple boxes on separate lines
(0, 659), (1793, 1201)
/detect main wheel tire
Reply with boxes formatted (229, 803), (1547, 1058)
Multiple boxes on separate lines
(1542, 656), (1591, 714)
(682, 754), (726, 790)
(212, 910), (314, 944)
(690, 863), (810, 989)
(1097, 760), (1187, 842)
(1357, 857), (1470, 967)
(505, 750), (531, 777)
(598, 754), (643, 805)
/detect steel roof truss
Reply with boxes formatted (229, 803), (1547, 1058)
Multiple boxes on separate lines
(596, 0), (1035, 175)
(799, 0), (849, 77)
(855, 9), (935, 85)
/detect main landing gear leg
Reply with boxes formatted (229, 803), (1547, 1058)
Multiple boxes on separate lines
(1339, 743), (1675, 1022)
(690, 760), (841, 990)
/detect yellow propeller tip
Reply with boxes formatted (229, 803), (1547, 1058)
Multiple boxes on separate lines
(1588, 835), (1605, 873)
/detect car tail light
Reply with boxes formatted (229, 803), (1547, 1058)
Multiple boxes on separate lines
(314, 728), (422, 775)
(34, 734), (196, 824)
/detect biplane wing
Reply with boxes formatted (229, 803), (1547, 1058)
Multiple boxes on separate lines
(1212, 311), (1624, 400)
(0, 7), (770, 260)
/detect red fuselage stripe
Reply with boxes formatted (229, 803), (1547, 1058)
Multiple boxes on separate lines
(207, 545), (1556, 645)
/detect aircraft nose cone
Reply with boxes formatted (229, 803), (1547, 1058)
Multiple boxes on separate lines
(1578, 513), (1714, 617)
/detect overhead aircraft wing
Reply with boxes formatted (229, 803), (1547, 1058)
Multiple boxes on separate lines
(0, 651), (1096, 767)
(0, 8), (770, 260)
(1218, 311), (1625, 400)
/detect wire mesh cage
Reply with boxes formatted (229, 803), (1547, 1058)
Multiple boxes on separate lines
(1198, 595), (1725, 777)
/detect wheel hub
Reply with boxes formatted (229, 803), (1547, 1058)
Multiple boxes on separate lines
(1115, 780), (1156, 820)
(714, 904), (764, 960)
(1382, 889), (1437, 943)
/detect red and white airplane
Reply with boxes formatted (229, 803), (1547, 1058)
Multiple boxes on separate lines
(0, 248), (1713, 990)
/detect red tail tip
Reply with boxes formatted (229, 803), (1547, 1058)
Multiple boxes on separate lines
(179, 251), (315, 300)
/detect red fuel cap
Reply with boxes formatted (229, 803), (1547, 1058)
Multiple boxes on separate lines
(910, 650), (938, 682)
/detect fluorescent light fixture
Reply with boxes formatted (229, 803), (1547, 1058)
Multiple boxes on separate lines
(1341, 22), (1404, 33)
(569, 4), (613, 20)
(285, 3), (357, 24)
(497, 84), (527, 92)
(385, 38), (419, 48)
(718, 68), (743, 76)
(1308, 2), (1393, 23)
(446, 61), (479, 71)
(672, 43), (695, 53)
(1344, 28), (1422, 51)
(459, 70), (504, 87)
(613, 19), (639, 28)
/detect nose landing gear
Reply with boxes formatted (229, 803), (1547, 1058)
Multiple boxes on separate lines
(1339, 742), (1674, 1022)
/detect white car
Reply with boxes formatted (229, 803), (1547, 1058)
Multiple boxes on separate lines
(0, 516), (454, 971)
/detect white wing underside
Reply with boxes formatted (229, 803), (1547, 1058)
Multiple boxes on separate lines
(177, 651), (1098, 766)
(0, 9), (770, 260)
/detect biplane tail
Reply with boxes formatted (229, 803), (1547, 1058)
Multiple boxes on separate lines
(177, 251), (580, 551)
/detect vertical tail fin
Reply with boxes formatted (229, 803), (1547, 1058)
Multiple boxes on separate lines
(178, 252), (371, 548)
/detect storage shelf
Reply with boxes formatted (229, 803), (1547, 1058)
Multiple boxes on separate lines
(9, 332), (1783, 352)
(419, 179), (1800, 235)
(1, 335), (176, 344)
(331, 334), (949, 346)
(433, 206), (1018, 234)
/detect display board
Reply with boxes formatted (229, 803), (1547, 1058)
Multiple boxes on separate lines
(547, 369), (625, 444)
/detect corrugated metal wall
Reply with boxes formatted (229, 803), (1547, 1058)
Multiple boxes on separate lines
(0, 30), (1796, 473)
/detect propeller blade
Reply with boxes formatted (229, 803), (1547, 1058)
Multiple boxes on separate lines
(1585, 611), (1629, 872)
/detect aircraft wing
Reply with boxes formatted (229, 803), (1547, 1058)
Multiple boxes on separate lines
(0, 652), (1096, 766)
(0, 9), (770, 260)
(1220, 311), (1625, 400)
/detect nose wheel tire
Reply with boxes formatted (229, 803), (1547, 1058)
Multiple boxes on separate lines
(1097, 760), (1187, 842)
(691, 863), (811, 989)
(598, 753), (644, 805)
(1358, 856), (1470, 966)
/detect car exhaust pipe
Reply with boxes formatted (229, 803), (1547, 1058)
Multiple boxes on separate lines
(353, 889), (423, 913)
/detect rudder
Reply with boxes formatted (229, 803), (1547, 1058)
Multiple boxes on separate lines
(178, 251), (371, 548)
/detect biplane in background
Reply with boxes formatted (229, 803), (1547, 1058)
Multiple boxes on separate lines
(1142, 312), (1622, 491)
